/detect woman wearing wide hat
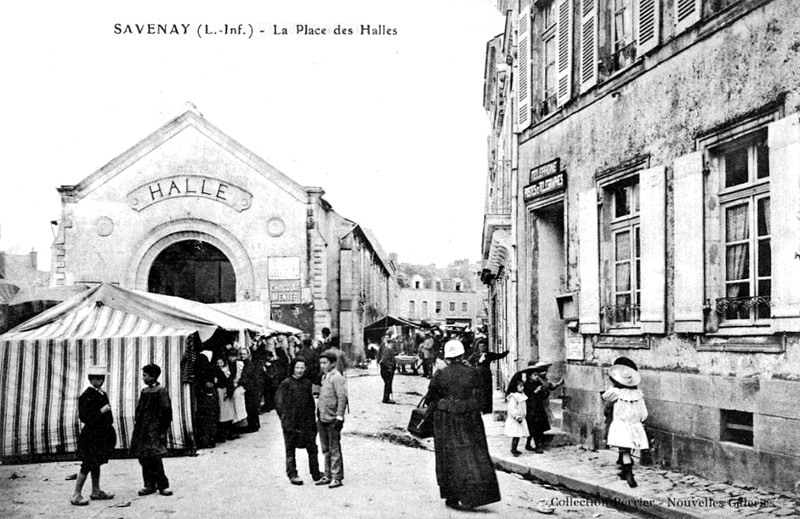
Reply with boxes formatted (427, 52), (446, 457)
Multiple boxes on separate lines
(601, 364), (648, 487)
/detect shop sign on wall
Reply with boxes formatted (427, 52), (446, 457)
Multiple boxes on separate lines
(566, 335), (585, 361)
(523, 158), (566, 202)
(127, 175), (252, 212)
(268, 257), (301, 303)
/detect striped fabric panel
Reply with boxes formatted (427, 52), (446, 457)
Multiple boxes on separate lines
(0, 334), (196, 457)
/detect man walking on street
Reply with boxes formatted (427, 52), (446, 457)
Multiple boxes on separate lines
(379, 338), (397, 404)
(316, 351), (348, 489)
(275, 358), (323, 485)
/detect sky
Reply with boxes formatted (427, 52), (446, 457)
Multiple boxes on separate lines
(0, 0), (504, 268)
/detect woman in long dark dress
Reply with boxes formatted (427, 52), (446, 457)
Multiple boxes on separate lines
(426, 340), (501, 510)
(467, 339), (509, 414)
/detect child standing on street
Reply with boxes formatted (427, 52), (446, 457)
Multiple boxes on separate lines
(130, 363), (174, 497)
(602, 364), (648, 488)
(71, 365), (117, 506)
(504, 379), (529, 457)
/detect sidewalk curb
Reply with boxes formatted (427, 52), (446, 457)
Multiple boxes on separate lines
(492, 455), (710, 519)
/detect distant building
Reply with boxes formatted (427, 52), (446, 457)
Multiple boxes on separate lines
(51, 110), (394, 348)
(0, 250), (49, 289)
(395, 259), (488, 329)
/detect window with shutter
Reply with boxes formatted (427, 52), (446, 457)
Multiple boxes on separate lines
(517, 6), (532, 130)
(673, 151), (705, 333)
(636, 0), (660, 55)
(675, 0), (701, 34)
(556, 0), (573, 107)
(578, 188), (601, 334)
(767, 114), (800, 332)
(580, 0), (598, 92)
(639, 165), (666, 334)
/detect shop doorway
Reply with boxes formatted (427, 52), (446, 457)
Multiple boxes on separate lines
(530, 202), (566, 377)
(147, 240), (236, 303)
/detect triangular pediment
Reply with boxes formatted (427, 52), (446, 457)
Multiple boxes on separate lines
(62, 110), (308, 203)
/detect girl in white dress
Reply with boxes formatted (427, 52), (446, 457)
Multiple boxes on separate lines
(602, 364), (648, 487)
(504, 379), (530, 456)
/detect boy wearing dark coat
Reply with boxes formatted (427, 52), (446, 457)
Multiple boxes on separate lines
(71, 365), (117, 506)
(130, 364), (173, 497)
(275, 357), (323, 485)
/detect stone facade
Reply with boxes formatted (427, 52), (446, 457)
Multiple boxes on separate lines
(52, 110), (394, 343)
(484, 0), (800, 492)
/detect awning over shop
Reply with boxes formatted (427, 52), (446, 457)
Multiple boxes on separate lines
(210, 301), (302, 335)
(364, 315), (420, 332)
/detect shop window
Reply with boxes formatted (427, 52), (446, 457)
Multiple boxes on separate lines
(720, 409), (753, 446)
(602, 176), (641, 328)
(712, 132), (771, 325)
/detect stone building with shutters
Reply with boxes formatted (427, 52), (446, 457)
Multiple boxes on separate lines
(485, 0), (800, 491)
(51, 109), (395, 349)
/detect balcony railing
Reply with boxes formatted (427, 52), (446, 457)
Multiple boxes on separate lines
(716, 296), (771, 321)
(602, 303), (640, 327)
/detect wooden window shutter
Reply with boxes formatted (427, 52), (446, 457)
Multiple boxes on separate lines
(578, 188), (600, 334)
(768, 114), (800, 332)
(639, 165), (666, 334)
(675, 0), (701, 34)
(636, 0), (661, 55)
(556, 0), (574, 107)
(517, 6), (532, 131)
(673, 151), (705, 333)
(579, 0), (598, 93)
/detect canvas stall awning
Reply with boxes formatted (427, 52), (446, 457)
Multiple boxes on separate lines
(0, 283), (260, 459)
(209, 301), (302, 335)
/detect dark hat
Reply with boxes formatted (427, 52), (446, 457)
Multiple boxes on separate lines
(613, 356), (638, 370)
(520, 360), (552, 374)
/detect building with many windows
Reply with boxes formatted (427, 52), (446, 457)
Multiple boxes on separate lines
(483, 0), (800, 491)
(396, 259), (488, 329)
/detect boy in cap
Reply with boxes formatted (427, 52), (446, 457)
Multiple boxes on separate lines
(130, 364), (174, 496)
(71, 365), (117, 506)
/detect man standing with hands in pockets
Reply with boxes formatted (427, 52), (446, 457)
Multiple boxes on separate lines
(315, 351), (348, 489)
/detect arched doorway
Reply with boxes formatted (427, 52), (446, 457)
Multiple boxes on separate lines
(147, 240), (236, 303)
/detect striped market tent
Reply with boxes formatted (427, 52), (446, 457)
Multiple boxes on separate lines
(0, 283), (259, 460)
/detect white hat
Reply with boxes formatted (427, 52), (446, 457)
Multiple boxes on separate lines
(87, 365), (107, 377)
(443, 340), (465, 359)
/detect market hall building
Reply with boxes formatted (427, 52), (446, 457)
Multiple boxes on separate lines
(51, 109), (395, 353)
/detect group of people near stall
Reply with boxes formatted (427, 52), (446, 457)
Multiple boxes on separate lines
(183, 329), (345, 448)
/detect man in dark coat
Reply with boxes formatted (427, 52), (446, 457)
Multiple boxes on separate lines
(467, 339), (509, 414)
(71, 366), (117, 506)
(275, 357), (322, 485)
(130, 364), (173, 497)
(379, 338), (397, 404)
(239, 347), (263, 432)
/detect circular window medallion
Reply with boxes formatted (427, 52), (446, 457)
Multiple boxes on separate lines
(95, 217), (114, 237)
(266, 217), (285, 237)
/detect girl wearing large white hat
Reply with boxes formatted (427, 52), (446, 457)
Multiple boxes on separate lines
(601, 364), (648, 488)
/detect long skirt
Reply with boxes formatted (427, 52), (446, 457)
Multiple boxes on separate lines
(194, 384), (219, 448)
(475, 368), (493, 415)
(433, 408), (501, 507)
